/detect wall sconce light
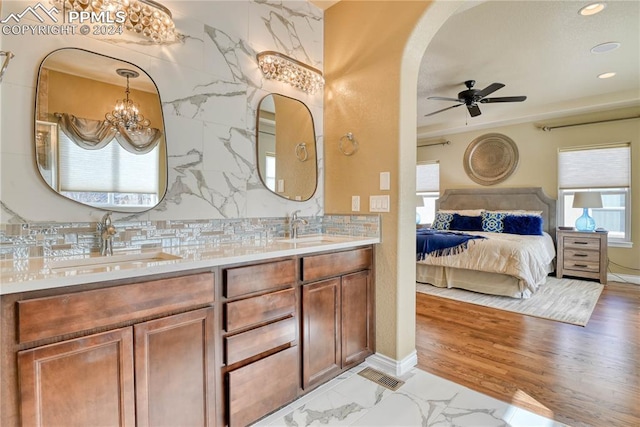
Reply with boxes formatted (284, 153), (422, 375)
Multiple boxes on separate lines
(257, 51), (324, 94)
(50, 0), (176, 43)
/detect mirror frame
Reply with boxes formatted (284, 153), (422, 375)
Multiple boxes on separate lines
(256, 93), (318, 202)
(34, 47), (168, 213)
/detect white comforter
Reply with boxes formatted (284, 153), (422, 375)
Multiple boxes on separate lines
(417, 231), (556, 294)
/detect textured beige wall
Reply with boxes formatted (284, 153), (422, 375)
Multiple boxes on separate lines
(418, 117), (640, 276)
(324, 1), (433, 362)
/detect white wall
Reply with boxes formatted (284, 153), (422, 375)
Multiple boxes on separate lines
(0, 0), (324, 223)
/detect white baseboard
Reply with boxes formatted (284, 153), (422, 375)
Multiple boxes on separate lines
(608, 272), (640, 285)
(365, 350), (417, 377)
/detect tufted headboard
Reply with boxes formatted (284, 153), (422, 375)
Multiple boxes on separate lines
(436, 187), (557, 238)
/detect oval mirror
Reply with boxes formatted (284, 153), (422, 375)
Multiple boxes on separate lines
(256, 94), (317, 201)
(35, 48), (167, 212)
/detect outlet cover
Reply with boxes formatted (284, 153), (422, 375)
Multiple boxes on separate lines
(352, 195), (360, 212)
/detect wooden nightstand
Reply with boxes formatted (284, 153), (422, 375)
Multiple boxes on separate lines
(556, 229), (608, 284)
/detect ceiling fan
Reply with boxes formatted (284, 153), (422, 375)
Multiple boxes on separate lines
(425, 80), (526, 117)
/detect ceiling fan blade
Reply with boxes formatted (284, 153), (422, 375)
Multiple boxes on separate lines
(480, 96), (527, 103)
(475, 82), (505, 98)
(467, 104), (481, 117)
(424, 103), (463, 117)
(427, 96), (461, 102)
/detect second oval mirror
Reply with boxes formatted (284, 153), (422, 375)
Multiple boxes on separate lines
(35, 48), (167, 212)
(256, 94), (317, 201)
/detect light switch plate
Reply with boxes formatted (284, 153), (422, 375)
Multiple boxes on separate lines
(369, 195), (390, 212)
(277, 179), (285, 193)
(380, 172), (390, 190)
(352, 195), (360, 212)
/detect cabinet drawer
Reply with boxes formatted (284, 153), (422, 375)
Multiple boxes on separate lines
(18, 272), (215, 344)
(224, 259), (296, 298)
(302, 247), (372, 282)
(564, 236), (600, 251)
(564, 249), (600, 263)
(225, 317), (296, 365)
(225, 288), (295, 333)
(563, 260), (600, 273)
(228, 346), (298, 427)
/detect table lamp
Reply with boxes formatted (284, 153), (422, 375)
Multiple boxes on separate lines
(416, 195), (425, 224)
(572, 191), (602, 231)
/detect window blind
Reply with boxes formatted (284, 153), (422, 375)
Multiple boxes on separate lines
(558, 144), (630, 189)
(59, 131), (160, 194)
(416, 161), (440, 192)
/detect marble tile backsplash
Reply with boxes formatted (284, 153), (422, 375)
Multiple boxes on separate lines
(0, 215), (379, 260)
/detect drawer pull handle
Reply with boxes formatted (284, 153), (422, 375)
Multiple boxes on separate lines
(574, 253), (588, 257)
(574, 241), (589, 245)
(574, 264), (588, 268)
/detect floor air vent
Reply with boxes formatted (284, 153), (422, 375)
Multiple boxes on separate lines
(357, 367), (405, 391)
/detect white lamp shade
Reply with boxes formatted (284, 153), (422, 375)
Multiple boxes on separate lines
(573, 192), (603, 208)
(416, 195), (425, 207)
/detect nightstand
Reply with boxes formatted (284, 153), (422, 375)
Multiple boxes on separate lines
(556, 229), (608, 284)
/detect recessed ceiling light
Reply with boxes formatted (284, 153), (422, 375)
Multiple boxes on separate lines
(591, 42), (621, 54)
(598, 72), (616, 79)
(579, 2), (607, 16)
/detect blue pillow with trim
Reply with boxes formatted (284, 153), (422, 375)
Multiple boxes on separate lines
(503, 214), (543, 235)
(449, 214), (483, 232)
(432, 212), (454, 230)
(482, 211), (507, 232)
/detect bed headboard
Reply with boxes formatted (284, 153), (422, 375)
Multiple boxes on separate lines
(436, 187), (557, 237)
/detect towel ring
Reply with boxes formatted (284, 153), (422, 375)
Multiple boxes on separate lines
(339, 132), (358, 156)
(295, 142), (308, 162)
(0, 51), (15, 83)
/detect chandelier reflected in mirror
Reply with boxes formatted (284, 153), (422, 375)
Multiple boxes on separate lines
(105, 68), (152, 134)
(49, 0), (176, 43)
(257, 51), (324, 94)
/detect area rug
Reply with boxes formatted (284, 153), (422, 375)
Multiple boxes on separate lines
(416, 277), (604, 326)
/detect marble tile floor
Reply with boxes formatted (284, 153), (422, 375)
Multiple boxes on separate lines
(253, 364), (567, 427)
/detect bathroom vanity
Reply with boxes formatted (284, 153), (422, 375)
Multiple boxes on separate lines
(0, 236), (377, 427)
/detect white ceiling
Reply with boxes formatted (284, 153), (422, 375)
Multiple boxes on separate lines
(416, 1), (640, 138)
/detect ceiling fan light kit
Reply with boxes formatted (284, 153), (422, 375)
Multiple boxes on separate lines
(425, 80), (527, 118)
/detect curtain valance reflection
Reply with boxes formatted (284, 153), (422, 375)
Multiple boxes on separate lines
(55, 113), (162, 154)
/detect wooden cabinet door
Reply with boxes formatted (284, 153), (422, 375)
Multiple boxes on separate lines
(341, 270), (374, 367)
(18, 328), (135, 427)
(135, 307), (216, 427)
(302, 278), (341, 389)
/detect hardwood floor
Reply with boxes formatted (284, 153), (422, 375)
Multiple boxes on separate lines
(415, 281), (640, 427)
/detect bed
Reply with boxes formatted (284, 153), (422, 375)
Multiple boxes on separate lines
(416, 187), (557, 298)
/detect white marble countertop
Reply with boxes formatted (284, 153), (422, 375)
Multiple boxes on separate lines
(0, 235), (380, 295)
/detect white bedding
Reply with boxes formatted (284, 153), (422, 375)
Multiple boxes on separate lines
(416, 231), (556, 296)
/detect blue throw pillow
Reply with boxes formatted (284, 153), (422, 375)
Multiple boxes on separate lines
(432, 212), (453, 230)
(503, 215), (544, 235)
(449, 214), (483, 231)
(482, 211), (507, 233)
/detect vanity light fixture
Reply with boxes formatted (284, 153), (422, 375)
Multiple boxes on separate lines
(105, 69), (152, 134)
(49, 0), (176, 43)
(257, 51), (324, 94)
(579, 2), (607, 16)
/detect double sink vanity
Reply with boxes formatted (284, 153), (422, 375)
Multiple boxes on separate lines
(0, 234), (379, 426)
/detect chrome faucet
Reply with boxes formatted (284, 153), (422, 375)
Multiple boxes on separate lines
(290, 210), (308, 239)
(97, 212), (117, 256)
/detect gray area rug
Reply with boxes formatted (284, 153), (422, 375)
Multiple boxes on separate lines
(416, 277), (604, 326)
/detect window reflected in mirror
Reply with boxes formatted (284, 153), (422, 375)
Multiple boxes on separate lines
(34, 48), (167, 212)
(256, 94), (317, 201)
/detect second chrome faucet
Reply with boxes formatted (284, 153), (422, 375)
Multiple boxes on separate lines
(289, 210), (308, 239)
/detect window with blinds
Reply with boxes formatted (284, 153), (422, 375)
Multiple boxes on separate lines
(416, 161), (440, 225)
(558, 143), (631, 243)
(58, 131), (160, 209)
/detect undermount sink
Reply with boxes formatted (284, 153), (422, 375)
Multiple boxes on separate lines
(50, 252), (182, 270)
(277, 235), (342, 244)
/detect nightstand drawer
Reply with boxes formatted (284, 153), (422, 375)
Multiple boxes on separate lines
(563, 260), (599, 273)
(564, 249), (600, 263)
(563, 236), (600, 251)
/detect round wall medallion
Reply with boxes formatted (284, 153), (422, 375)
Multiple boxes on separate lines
(463, 133), (519, 186)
